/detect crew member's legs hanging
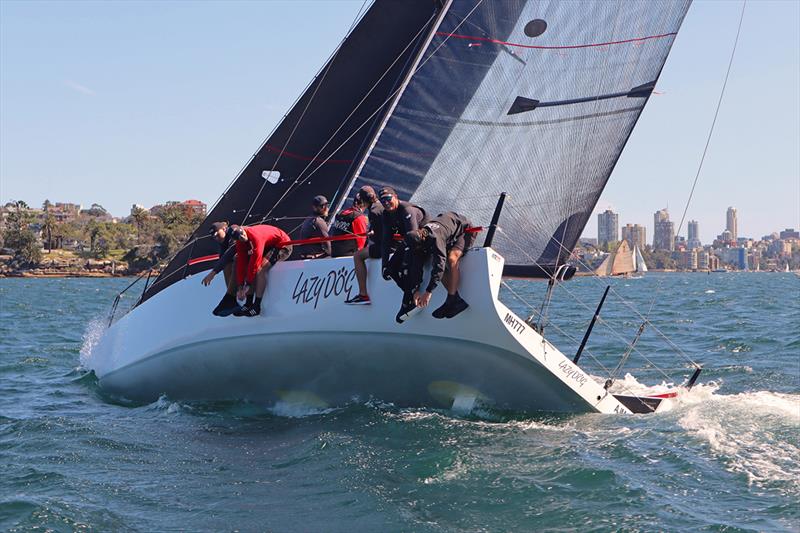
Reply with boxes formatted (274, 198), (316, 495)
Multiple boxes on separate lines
(394, 246), (423, 323)
(432, 232), (472, 319)
(213, 261), (241, 316)
(235, 245), (292, 317)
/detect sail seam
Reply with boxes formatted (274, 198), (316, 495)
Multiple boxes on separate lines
(434, 30), (678, 50)
(392, 106), (642, 128)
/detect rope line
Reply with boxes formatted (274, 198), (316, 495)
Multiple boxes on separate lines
(241, 0), (372, 226)
(268, 1), (486, 219)
(500, 280), (661, 409)
(497, 227), (676, 384)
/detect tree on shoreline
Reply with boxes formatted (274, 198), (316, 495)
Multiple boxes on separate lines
(2, 200), (42, 266)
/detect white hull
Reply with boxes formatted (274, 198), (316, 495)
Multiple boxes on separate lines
(90, 248), (639, 414)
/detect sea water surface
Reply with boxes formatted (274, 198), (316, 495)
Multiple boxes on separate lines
(1, 273), (798, 532)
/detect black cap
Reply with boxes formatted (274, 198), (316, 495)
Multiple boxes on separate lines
(209, 221), (228, 235)
(229, 225), (246, 240)
(312, 195), (329, 207)
(379, 186), (396, 199)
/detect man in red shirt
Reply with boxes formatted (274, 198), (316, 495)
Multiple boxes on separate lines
(230, 224), (293, 317)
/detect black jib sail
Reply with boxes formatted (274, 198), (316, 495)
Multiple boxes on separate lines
(141, 0), (443, 302)
(142, 0), (691, 302)
(346, 0), (691, 277)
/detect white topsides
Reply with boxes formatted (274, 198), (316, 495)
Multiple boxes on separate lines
(90, 248), (634, 414)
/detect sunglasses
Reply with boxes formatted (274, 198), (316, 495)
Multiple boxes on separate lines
(379, 195), (395, 205)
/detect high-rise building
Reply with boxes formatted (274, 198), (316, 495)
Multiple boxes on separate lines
(597, 209), (618, 246)
(726, 207), (738, 241)
(687, 220), (701, 249)
(653, 208), (674, 251)
(621, 223), (647, 249)
(697, 249), (710, 271)
(679, 249), (698, 270)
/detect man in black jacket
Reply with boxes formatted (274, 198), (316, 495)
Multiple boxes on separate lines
(298, 195), (331, 259)
(345, 185), (426, 305)
(379, 186), (427, 279)
(404, 212), (474, 320)
(201, 221), (240, 316)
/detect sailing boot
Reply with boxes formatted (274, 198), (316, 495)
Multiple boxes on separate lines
(395, 291), (421, 324)
(234, 297), (261, 317)
(233, 295), (256, 317)
(443, 292), (469, 319)
(432, 294), (456, 319)
(212, 293), (239, 317)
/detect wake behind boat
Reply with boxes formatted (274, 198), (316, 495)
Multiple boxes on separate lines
(90, 0), (703, 415)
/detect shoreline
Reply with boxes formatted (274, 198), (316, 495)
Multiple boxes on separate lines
(0, 271), (135, 278)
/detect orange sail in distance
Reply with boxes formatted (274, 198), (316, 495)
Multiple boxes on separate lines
(595, 240), (636, 277)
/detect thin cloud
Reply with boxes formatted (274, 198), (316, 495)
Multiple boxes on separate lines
(64, 80), (96, 96)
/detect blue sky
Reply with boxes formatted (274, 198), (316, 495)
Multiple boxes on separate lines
(1, 0), (798, 243)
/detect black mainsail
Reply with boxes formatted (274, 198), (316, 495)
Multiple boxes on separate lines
(142, 0), (691, 302)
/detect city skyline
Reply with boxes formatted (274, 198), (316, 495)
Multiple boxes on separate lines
(589, 204), (797, 250)
(1, 1), (798, 245)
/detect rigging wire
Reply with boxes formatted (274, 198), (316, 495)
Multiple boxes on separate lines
(265, 0), (486, 218)
(204, 1), (372, 228)
(241, 0), (372, 226)
(496, 226), (678, 384)
(500, 280), (667, 410)
(675, 0), (746, 238)
(257, 8), (440, 224)
(627, 0), (747, 360)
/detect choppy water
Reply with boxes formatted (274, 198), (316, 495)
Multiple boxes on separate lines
(1, 273), (798, 532)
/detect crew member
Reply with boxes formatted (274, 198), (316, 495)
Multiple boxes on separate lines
(345, 186), (383, 305)
(345, 186), (426, 305)
(380, 186), (427, 283)
(403, 212), (474, 320)
(298, 195), (330, 259)
(201, 221), (239, 316)
(230, 224), (293, 317)
(329, 196), (368, 258)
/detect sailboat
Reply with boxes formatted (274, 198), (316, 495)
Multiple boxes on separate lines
(632, 245), (648, 277)
(91, 0), (700, 415)
(594, 240), (636, 278)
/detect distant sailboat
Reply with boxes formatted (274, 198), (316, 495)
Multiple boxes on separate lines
(634, 245), (648, 276)
(595, 240), (636, 277)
